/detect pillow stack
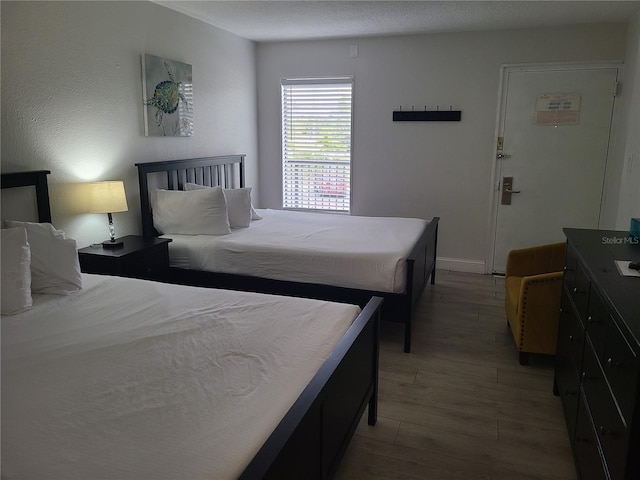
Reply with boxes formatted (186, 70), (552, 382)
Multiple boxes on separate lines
(1, 221), (82, 315)
(150, 184), (261, 235)
(1, 227), (32, 315)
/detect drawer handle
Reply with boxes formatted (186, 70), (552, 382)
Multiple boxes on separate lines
(587, 315), (599, 324)
(606, 358), (621, 368)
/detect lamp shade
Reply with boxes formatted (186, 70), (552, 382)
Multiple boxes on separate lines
(88, 181), (128, 214)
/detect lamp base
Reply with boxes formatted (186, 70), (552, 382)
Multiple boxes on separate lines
(102, 239), (124, 249)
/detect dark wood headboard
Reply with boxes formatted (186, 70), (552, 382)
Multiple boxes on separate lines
(0, 170), (52, 223)
(135, 155), (246, 237)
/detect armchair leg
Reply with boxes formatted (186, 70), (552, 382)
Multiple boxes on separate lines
(518, 352), (530, 366)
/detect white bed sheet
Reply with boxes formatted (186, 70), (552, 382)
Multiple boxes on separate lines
(1, 274), (360, 480)
(164, 209), (429, 293)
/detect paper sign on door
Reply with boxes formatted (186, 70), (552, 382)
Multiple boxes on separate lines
(535, 93), (581, 126)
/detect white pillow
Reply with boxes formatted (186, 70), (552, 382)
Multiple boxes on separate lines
(221, 188), (253, 228)
(151, 187), (231, 235)
(184, 183), (262, 224)
(1, 227), (32, 315)
(251, 206), (263, 220)
(3, 221), (82, 295)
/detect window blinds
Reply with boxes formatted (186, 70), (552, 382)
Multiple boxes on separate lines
(281, 77), (353, 212)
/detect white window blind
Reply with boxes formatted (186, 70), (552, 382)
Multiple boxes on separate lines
(282, 77), (353, 212)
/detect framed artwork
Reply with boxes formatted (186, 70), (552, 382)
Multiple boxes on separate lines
(142, 54), (193, 136)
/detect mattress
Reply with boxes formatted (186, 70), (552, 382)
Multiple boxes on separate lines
(164, 209), (429, 293)
(1, 274), (361, 480)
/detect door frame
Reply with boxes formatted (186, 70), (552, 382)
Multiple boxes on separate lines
(485, 61), (623, 274)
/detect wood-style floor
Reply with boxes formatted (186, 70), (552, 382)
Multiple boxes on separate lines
(335, 270), (577, 480)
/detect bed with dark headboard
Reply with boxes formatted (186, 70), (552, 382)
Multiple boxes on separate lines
(136, 154), (438, 353)
(1, 169), (382, 479)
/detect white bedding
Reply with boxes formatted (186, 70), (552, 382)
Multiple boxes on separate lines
(1, 274), (361, 480)
(165, 209), (429, 293)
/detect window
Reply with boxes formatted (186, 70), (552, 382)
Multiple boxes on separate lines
(281, 77), (353, 212)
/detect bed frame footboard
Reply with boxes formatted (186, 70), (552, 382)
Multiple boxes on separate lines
(400, 216), (439, 352)
(240, 296), (383, 480)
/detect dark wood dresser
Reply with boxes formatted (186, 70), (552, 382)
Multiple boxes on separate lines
(555, 228), (640, 480)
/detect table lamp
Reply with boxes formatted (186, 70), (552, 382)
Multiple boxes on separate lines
(88, 181), (128, 248)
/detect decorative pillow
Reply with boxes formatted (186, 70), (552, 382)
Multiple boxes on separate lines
(3, 221), (83, 295)
(221, 188), (252, 228)
(1, 227), (32, 315)
(250, 207), (263, 220)
(151, 187), (231, 235)
(184, 183), (262, 224)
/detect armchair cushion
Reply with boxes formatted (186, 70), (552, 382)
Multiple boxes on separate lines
(505, 243), (566, 364)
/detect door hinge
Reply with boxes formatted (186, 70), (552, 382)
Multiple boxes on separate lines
(613, 81), (621, 97)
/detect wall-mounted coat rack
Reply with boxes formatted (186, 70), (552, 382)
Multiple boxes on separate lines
(393, 106), (461, 122)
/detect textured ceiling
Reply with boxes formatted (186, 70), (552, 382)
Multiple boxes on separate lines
(154, 1), (640, 42)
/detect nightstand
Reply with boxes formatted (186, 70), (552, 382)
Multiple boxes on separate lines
(78, 235), (172, 281)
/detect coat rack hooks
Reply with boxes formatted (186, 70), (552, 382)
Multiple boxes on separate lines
(393, 104), (461, 122)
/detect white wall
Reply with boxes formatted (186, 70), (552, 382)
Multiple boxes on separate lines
(257, 24), (629, 272)
(1, 1), (258, 247)
(615, 11), (640, 229)
(2, 3), (635, 264)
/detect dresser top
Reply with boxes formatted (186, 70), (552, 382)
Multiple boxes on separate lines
(564, 228), (640, 345)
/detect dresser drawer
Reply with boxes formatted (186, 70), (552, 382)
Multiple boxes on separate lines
(574, 390), (608, 480)
(556, 290), (585, 437)
(556, 354), (580, 440)
(570, 262), (591, 322)
(563, 244), (579, 290)
(564, 246), (590, 320)
(586, 287), (611, 362)
(558, 289), (586, 375)
(581, 341), (628, 480)
(602, 319), (639, 425)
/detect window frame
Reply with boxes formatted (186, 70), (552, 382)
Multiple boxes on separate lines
(281, 76), (354, 213)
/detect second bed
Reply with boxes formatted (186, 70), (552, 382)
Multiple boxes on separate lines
(137, 155), (439, 352)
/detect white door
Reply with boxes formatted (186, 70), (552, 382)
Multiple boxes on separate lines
(491, 64), (619, 273)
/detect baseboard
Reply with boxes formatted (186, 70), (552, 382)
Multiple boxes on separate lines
(436, 257), (486, 274)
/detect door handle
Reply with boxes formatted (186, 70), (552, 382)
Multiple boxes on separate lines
(496, 153), (512, 159)
(501, 177), (520, 205)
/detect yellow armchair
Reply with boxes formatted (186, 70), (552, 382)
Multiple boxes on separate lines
(505, 242), (566, 365)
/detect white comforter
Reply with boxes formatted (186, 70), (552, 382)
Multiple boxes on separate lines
(1, 274), (360, 480)
(166, 209), (428, 293)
